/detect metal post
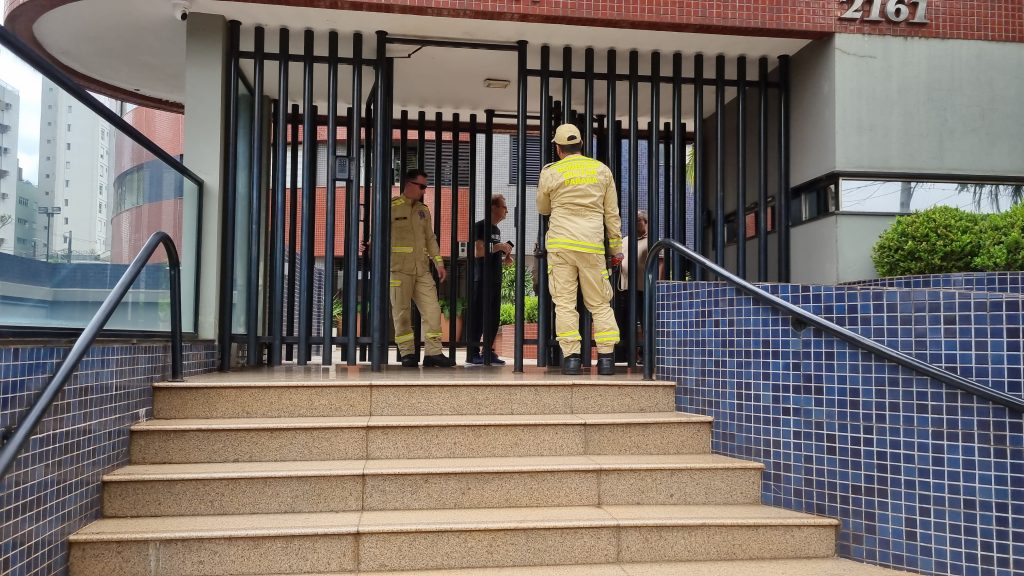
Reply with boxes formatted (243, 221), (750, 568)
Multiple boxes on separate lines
(297, 29), (316, 365)
(650, 51), (661, 252)
(693, 53), (705, 280)
(370, 31), (390, 371)
(467, 113), (478, 363)
(247, 26), (265, 367)
(270, 27), (289, 366)
(671, 52), (683, 280)
(322, 31), (339, 365)
(287, 103), (299, 360)
(562, 46), (572, 123)
(581, 46), (595, 366)
(537, 48), (551, 368)
(627, 49), (639, 368)
(360, 90), (373, 362)
(483, 110), (496, 365)
(449, 114), (460, 360)
(218, 21), (241, 371)
(714, 54), (725, 268)
(345, 33), (363, 365)
(662, 120), (671, 279)
(779, 55), (792, 282)
(736, 56), (748, 279)
(514, 40), (528, 372)
(757, 57), (769, 282)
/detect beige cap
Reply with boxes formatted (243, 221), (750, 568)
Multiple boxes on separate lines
(552, 123), (582, 146)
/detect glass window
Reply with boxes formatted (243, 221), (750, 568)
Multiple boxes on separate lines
(841, 179), (1023, 214)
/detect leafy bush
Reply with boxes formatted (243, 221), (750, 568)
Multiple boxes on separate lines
(872, 206), (983, 277)
(973, 202), (1024, 271)
(439, 297), (467, 319)
(501, 264), (536, 302)
(499, 296), (538, 325)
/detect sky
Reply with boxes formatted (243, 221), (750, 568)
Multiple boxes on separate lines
(0, 44), (42, 184)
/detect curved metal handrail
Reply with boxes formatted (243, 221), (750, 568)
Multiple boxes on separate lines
(643, 238), (1024, 413)
(0, 232), (184, 479)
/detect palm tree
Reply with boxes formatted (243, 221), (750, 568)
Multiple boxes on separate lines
(956, 183), (1024, 212)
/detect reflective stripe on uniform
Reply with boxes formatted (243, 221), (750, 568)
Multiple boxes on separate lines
(425, 331), (442, 338)
(392, 246), (414, 253)
(556, 330), (581, 340)
(608, 238), (622, 249)
(601, 269), (610, 279)
(395, 332), (415, 343)
(390, 279), (402, 287)
(392, 197), (405, 206)
(547, 238), (606, 254)
(433, 255), (443, 263)
(594, 330), (620, 342)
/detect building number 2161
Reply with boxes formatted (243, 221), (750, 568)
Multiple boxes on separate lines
(839, 0), (930, 24)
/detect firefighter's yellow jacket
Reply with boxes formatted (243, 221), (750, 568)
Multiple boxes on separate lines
(537, 154), (623, 256)
(390, 195), (443, 274)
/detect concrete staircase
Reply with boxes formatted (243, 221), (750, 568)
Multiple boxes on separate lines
(69, 373), (911, 575)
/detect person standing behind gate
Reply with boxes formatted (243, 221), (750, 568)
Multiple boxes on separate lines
(537, 124), (623, 376)
(390, 168), (455, 368)
(466, 194), (513, 366)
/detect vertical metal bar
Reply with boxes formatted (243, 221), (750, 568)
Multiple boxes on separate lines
(270, 28), (289, 366)
(322, 31), (339, 365)
(434, 112), (443, 241)
(537, 47), (551, 368)
(370, 31), (390, 371)
(483, 110), (496, 365)
(714, 54), (725, 268)
(626, 49), (639, 368)
(663, 120), (672, 279)
(360, 88), (373, 362)
(562, 46), (572, 123)
(246, 26), (265, 367)
(581, 46), (595, 366)
(298, 30), (316, 365)
(417, 111), (426, 168)
(467, 113), (478, 363)
(287, 103), (299, 360)
(514, 40), (528, 373)
(649, 51), (661, 253)
(693, 53), (705, 280)
(449, 114), (460, 360)
(757, 56), (768, 282)
(345, 33), (363, 365)
(671, 53), (683, 280)
(402, 111), (420, 362)
(219, 21), (240, 371)
(736, 56), (748, 279)
(779, 55), (792, 282)
(606, 50), (618, 185)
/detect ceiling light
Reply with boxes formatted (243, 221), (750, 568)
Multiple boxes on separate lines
(484, 78), (511, 89)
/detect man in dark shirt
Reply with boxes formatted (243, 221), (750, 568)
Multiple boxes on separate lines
(465, 194), (513, 365)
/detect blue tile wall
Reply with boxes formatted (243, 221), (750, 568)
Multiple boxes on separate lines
(656, 279), (1024, 576)
(0, 341), (217, 576)
(846, 272), (1024, 298)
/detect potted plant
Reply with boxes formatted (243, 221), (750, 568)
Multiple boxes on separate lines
(439, 297), (466, 343)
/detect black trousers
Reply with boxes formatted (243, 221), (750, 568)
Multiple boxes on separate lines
(466, 267), (501, 357)
(614, 288), (646, 361)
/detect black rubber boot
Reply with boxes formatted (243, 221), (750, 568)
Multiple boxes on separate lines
(561, 353), (582, 376)
(423, 353), (455, 367)
(400, 354), (418, 368)
(597, 353), (615, 376)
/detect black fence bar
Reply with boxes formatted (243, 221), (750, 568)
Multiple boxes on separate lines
(298, 29), (316, 365)
(345, 33), (364, 365)
(247, 26), (266, 367)
(449, 114), (460, 360)
(219, 21), (241, 371)
(360, 88), (374, 363)
(467, 113), (478, 364)
(626, 49), (639, 368)
(403, 112), (422, 362)
(671, 53), (684, 280)
(417, 111), (427, 167)
(537, 48), (551, 368)
(662, 120), (671, 280)
(757, 57), (769, 282)
(322, 31), (339, 366)
(434, 112), (443, 242)
(287, 103), (300, 360)
(581, 47), (595, 366)
(483, 109), (496, 365)
(779, 55), (792, 282)
(525, 68), (782, 89)
(562, 47), (572, 123)
(714, 54), (726, 268)
(650, 51), (661, 254)
(269, 28), (289, 366)
(692, 53), (705, 280)
(514, 40), (528, 373)
(370, 30), (389, 370)
(736, 56), (748, 280)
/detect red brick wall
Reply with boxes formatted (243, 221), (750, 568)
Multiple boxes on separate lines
(110, 199), (183, 264)
(117, 108), (184, 174)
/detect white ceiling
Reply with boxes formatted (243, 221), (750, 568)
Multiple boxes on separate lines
(31, 0), (811, 122)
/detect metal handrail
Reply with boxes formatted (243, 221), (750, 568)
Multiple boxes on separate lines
(0, 232), (184, 479)
(643, 238), (1024, 413)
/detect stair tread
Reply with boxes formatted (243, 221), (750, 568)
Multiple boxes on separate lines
(132, 412), (710, 431)
(105, 454), (763, 481)
(157, 377), (674, 388)
(70, 505), (836, 542)
(253, 558), (916, 575)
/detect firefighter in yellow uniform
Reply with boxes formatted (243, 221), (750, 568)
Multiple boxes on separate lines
(390, 168), (455, 368)
(537, 124), (624, 376)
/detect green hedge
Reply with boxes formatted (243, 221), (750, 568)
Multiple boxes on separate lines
(500, 296), (538, 325)
(872, 203), (1024, 276)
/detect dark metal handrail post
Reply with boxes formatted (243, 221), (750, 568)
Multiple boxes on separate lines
(0, 232), (184, 479)
(641, 238), (1024, 414)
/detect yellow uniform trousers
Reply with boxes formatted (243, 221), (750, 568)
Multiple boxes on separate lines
(548, 251), (620, 355)
(389, 270), (443, 357)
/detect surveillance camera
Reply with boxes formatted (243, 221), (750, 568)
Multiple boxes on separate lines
(172, 1), (191, 22)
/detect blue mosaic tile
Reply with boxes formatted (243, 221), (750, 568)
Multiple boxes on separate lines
(655, 277), (1024, 576)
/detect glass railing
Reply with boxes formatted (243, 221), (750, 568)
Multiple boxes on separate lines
(0, 26), (201, 334)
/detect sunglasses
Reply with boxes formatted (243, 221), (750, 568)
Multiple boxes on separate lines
(412, 182), (428, 190)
